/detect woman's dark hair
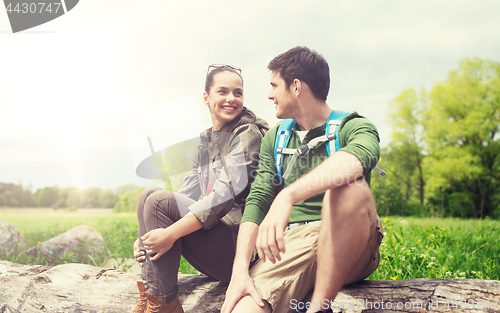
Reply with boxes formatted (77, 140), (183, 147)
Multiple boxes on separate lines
(268, 46), (330, 101)
(204, 66), (252, 150)
(205, 66), (243, 94)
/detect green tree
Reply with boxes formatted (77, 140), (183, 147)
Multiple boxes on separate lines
(80, 187), (104, 208)
(0, 183), (36, 207)
(115, 184), (142, 196)
(35, 186), (60, 208)
(424, 58), (500, 218)
(57, 187), (80, 209)
(99, 188), (119, 208)
(375, 88), (427, 217)
(388, 88), (427, 210)
(371, 148), (406, 216)
(21, 189), (36, 207)
(113, 186), (145, 213)
(66, 188), (82, 208)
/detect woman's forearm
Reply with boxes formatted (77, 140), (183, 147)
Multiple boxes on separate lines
(167, 212), (203, 240)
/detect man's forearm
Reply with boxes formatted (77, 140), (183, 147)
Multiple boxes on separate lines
(232, 221), (259, 275)
(285, 151), (363, 205)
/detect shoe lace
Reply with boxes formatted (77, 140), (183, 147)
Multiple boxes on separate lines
(139, 292), (148, 302)
(133, 292), (148, 313)
(146, 304), (160, 313)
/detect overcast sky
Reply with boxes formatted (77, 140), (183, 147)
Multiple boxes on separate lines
(1, 0), (499, 192)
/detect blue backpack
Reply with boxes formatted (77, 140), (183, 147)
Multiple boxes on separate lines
(273, 110), (386, 186)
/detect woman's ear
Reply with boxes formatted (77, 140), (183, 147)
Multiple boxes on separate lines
(203, 91), (210, 106)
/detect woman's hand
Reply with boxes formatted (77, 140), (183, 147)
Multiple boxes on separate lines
(133, 238), (146, 266)
(141, 228), (177, 261)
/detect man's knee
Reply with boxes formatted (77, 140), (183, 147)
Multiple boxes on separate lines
(325, 179), (376, 222)
(231, 296), (272, 313)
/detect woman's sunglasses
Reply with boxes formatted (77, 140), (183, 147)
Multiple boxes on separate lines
(206, 64), (242, 79)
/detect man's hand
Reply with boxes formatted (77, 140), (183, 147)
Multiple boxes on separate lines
(141, 228), (176, 261)
(256, 191), (294, 264)
(221, 273), (265, 313)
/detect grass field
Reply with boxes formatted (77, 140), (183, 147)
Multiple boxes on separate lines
(370, 216), (499, 280)
(0, 208), (498, 280)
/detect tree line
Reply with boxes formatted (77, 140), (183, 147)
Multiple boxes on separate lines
(0, 183), (145, 213)
(371, 57), (499, 219)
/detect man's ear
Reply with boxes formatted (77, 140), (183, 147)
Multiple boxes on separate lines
(292, 79), (302, 96)
(203, 91), (209, 106)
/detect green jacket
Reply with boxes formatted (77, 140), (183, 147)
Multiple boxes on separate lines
(241, 111), (380, 225)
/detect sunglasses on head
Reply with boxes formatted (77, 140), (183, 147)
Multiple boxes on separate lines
(206, 64), (242, 78)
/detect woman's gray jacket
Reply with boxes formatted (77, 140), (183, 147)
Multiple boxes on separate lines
(178, 113), (269, 248)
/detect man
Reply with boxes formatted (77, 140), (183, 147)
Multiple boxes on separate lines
(221, 46), (383, 313)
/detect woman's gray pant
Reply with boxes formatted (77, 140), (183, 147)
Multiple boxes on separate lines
(137, 187), (236, 302)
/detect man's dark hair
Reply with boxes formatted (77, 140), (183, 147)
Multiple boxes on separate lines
(268, 46), (330, 101)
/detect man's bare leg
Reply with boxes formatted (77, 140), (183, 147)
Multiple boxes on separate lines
(307, 179), (376, 313)
(231, 295), (272, 313)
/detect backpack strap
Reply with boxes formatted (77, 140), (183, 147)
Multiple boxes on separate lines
(282, 134), (330, 181)
(275, 111), (351, 186)
(274, 119), (296, 186)
(325, 110), (386, 177)
(281, 110), (350, 181)
(274, 111), (386, 186)
(325, 110), (350, 155)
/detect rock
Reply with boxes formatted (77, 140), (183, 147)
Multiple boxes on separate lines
(0, 260), (499, 312)
(104, 258), (142, 274)
(0, 220), (29, 258)
(23, 225), (104, 263)
(0, 261), (225, 313)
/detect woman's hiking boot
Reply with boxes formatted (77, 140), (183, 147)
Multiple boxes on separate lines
(132, 281), (149, 313)
(146, 293), (184, 313)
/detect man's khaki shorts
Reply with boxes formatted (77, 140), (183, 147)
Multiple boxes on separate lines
(249, 215), (383, 313)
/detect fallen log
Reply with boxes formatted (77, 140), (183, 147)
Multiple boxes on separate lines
(311, 279), (500, 313)
(0, 261), (498, 313)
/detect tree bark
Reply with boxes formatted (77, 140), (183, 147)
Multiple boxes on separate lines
(415, 151), (424, 207)
(321, 278), (500, 312)
(1, 261), (499, 313)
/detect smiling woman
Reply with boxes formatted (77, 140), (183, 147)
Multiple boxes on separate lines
(204, 69), (244, 131)
(130, 64), (269, 313)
